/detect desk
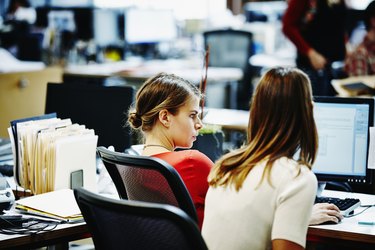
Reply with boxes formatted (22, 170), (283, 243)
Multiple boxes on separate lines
(331, 75), (375, 97)
(203, 108), (249, 131)
(307, 190), (375, 248)
(0, 222), (89, 249)
(64, 59), (243, 109)
(64, 59), (243, 84)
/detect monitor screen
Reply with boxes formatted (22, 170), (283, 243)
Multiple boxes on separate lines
(93, 9), (122, 47)
(312, 96), (374, 185)
(124, 8), (177, 44)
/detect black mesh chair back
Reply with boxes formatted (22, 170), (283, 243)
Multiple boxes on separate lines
(203, 29), (255, 110)
(204, 29), (254, 70)
(74, 187), (208, 250)
(96, 146), (198, 223)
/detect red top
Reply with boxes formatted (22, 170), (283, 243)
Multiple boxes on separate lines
(282, 0), (347, 63)
(282, 0), (311, 56)
(154, 150), (213, 229)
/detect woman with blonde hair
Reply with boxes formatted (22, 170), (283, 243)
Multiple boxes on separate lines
(202, 67), (319, 250)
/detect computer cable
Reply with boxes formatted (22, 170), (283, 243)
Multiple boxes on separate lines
(0, 216), (60, 235)
(343, 204), (375, 218)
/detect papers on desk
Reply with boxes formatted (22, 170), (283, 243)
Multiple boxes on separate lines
(15, 189), (83, 223)
(368, 127), (375, 170)
(331, 75), (375, 97)
(8, 114), (98, 195)
(0, 48), (45, 73)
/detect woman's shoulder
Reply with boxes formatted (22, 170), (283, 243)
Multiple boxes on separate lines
(273, 157), (316, 181)
(156, 150), (213, 166)
(177, 149), (213, 163)
(272, 157), (317, 195)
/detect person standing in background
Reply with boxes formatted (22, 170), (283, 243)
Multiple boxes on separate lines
(5, 0), (35, 25)
(0, 0), (35, 52)
(282, 0), (348, 96)
(345, 0), (375, 76)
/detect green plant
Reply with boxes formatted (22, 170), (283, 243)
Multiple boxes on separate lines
(199, 124), (222, 135)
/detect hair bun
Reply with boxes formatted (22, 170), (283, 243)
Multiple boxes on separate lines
(128, 112), (142, 129)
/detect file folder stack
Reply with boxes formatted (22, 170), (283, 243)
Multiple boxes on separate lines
(8, 114), (98, 195)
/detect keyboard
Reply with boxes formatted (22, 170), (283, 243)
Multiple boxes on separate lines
(315, 196), (361, 216)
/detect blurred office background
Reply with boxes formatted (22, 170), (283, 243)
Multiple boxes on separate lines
(1, 0), (373, 147)
(0, 0), (297, 66)
(0, 0), (371, 65)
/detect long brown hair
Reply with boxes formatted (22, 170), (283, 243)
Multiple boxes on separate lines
(208, 67), (318, 190)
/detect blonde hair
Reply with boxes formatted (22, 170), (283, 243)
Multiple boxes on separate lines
(208, 67), (318, 190)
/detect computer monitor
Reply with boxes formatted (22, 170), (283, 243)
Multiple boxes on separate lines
(93, 9), (122, 47)
(124, 8), (177, 58)
(73, 7), (94, 41)
(312, 96), (374, 189)
(45, 83), (135, 152)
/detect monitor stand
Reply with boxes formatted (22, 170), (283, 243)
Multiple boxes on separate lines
(126, 43), (159, 60)
(317, 181), (326, 197)
(317, 181), (352, 197)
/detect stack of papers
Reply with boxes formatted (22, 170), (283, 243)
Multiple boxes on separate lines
(15, 189), (83, 223)
(8, 114), (98, 194)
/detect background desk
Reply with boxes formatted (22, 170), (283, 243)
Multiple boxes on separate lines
(64, 59), (243, 83)
(203, 108), (249, 131)
(307, 190), (375, 248)
(64, 59), (243, 109)
(331, 75), (375, 97)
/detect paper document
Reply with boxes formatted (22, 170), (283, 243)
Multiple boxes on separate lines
(368, 127), (375, 170)
(8, 114), (98, 194)
(15, 189), (82, 223)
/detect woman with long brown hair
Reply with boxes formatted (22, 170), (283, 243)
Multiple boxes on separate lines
(202, 67), (319, 250)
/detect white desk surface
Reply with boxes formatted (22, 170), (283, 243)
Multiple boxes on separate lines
(64, 59), (243, 83)
(203, 108), (249, 131)
(308, 190), (375, 244)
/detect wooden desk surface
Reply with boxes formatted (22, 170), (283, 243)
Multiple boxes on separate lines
(331, 75), (375, 97)
(0, 222), (90, 249)
(308, 190), (375, 246)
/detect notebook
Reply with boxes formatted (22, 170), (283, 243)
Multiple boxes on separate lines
(15, 189), (83, 223)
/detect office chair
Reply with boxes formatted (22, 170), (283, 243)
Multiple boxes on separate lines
(203, 28), (255, 110)
(45, 83), (135, 152)
(96, 146), (198, 223)
(74, 187), (208, 250)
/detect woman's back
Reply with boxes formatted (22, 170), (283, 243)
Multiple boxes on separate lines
(202, 157), (317, 250)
